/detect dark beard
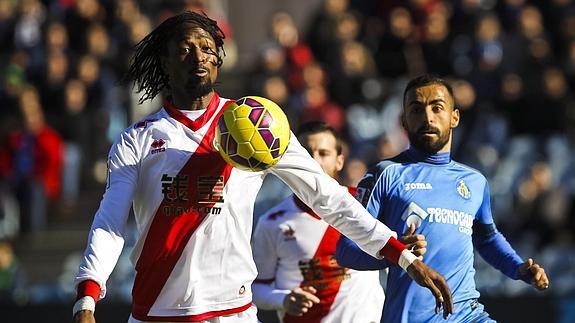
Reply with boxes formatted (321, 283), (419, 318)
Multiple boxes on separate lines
(186, 78), (214, 98)
(408, 126), (450, 154)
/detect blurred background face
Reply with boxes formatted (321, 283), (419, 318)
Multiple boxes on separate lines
(299, 130), (344, 179)
(403, 84), (458, 154)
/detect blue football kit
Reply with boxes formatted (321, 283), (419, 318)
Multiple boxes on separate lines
(336, 147), (531, 323)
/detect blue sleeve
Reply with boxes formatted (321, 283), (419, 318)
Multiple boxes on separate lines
(335, 164), (392, 270)
(472, 183), (528, 282)
(336, 235), (392, 270)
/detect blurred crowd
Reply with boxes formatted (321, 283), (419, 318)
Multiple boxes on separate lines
(250, 0), (575, 298)
(0, 0), (574, 305)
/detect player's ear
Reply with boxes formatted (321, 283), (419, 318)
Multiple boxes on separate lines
(336, 154), (344, 172)
(451, 107), (460, 128)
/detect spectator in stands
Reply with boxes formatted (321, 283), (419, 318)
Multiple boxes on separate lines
(0, 240), (26, 304)
(0, 85), (63, 233)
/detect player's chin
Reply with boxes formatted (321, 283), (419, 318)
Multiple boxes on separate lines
(186, 79), (214, 96)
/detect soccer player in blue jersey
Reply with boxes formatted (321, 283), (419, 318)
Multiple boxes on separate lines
(336, 74), (549, 323)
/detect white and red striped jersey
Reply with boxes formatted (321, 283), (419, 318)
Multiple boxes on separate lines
(252, 193), (385, 323)
(74, 93), (397, 322)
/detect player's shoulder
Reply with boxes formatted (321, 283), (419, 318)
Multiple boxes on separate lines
(114, 110), (167, 144)
(451, 160), (488, 182)
(129, 110), (167, 133)
(364, 153), (407, 182)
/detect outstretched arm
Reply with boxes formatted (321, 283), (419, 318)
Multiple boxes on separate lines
(473, 183), (549, 291)
(336, 234), (391, 270)
(337, 223), (426, 270)
(474, 222), (549, 290)
(271, 140), (452, 318)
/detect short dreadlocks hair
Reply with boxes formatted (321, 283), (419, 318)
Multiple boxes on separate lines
(124, 11), (226, 103)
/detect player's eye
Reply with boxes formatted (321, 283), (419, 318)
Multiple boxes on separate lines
(432, 104), (443, 112)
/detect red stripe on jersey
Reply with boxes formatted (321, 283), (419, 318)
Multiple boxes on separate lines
(284, 189), (357, 323)
(132, 98), (237, 321)
(136, 302), (253, 322)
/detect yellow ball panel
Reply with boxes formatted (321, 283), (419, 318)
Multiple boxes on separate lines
(237, 142), (255, 158)
(233, 118), (254, 131)
(232, 105), (252, 119)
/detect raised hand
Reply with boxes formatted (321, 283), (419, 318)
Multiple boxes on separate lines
(519, 258), (549, 291)
(400, 224), (427, 258)
(283, 286), (321, 316)
(406, 260), (453, 319)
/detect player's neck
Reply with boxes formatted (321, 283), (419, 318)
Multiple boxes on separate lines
(171, 91), (215, 111)
(406, 146), (451, 165)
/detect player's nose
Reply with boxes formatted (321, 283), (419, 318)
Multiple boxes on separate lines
(186, 45), (207, 63)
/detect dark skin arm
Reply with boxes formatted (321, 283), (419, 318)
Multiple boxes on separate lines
(406, 259), (454, 319)
(72, 310), (95, 323)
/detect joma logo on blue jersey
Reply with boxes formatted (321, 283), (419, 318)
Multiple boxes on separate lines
(404, 182), (433, 191)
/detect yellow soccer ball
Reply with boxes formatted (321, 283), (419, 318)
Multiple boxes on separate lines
(215, 96), (290, 171)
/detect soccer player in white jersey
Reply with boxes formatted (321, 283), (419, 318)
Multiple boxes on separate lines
(72, 11), (453, 323)
(252, 121), (427, 322)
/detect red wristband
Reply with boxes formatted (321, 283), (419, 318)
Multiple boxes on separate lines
(76, 280), (101, 302)
(378, 236), (406, 264)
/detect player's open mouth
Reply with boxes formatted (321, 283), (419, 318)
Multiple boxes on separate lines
(194, 69), (208, 76)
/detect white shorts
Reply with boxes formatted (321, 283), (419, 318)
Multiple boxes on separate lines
(127, 304), (259, 323)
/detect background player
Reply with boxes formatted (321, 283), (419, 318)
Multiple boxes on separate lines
(336, 74), (549, 323)
(72, 12), (452, 323)
(252, 121), (383, 322)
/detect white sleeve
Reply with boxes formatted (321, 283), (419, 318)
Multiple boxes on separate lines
(252, 283), (290, 310)
(268, 133), (397, 259)
(251, 216), (290, 310)
(74, 131), (139, 299)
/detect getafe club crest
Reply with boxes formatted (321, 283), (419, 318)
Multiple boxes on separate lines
(456, 179), (471, 199)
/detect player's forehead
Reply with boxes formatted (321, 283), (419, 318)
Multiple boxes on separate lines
(303, 131), (337, 149)
(405, 83), (452, 106)
(172, 22), (215, 45)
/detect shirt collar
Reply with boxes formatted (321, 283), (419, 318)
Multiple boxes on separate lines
(405, 146), (451, 165)
(163, 92), (221, 131)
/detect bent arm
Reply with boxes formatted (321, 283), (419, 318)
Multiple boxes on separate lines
(252, 280), (291, 310)
(251, 214), (289, 310)
(473, 221), (527, 282)
(473, 183), (527, 282)
(269, 134), (401, 261)
(335, 234), (392, 270)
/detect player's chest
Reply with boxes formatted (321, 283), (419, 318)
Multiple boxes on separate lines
(385, 170), (481, 235)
